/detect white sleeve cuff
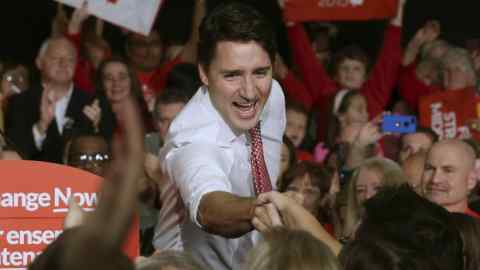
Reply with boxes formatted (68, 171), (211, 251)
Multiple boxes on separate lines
(32, 124), (46, 150)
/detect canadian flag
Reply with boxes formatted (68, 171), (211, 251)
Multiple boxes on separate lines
(55, 0), (163, 36)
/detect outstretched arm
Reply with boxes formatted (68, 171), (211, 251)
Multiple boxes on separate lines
(253, 191), (342, 255)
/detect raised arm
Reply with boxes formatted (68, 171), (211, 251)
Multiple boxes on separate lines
(402, 21), (440, 67)
(360, 0), (406, 119)
(179, 0), (205, 63)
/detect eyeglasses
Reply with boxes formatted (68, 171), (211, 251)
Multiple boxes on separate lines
(68, 152), (110, 168)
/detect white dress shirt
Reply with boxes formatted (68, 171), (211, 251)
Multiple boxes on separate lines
(32, 85), (74, 150)
(159, 80), (286, 270)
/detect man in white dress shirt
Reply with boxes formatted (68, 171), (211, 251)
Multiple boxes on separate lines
(159, 2), (286, 269)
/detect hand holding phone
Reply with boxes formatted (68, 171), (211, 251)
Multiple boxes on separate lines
(381, 115), (417, 134)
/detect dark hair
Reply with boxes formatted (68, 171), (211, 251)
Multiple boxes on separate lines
(95, 56), (154, 132)
(351, 185), (464, 270)
(29, 228), (133, 270)
(282, 135), (297, 171)
(65, 133), (111, 164)
(286, 100), (308, 117)
(153, 87), (190, 120)
(325, 90), (364, 148)
(197, 2), (276, 69)
(450, 212), (480, 270)
(166, 63), (201, 98)
(279, 161), (334, 222)
(341, 239), (440, 270)
(332, 45), (369, 77)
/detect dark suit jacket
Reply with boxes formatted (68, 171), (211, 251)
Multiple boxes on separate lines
(5, 84), (94, 163)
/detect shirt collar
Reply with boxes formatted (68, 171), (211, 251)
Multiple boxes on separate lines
(57, 84), (74, 103)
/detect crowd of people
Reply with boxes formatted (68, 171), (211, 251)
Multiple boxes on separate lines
(0, 0), (479, 269)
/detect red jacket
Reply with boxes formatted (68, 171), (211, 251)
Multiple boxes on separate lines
(282, 24), (402, 140)
(66, 32), (98, 95)
(398, 62), (441, 112)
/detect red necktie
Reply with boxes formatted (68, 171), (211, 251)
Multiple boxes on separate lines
(249, 122), (272, 195)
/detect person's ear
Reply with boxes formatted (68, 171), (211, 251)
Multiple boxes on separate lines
(467, 159), (480, 191)
(198, 64), (209, 86)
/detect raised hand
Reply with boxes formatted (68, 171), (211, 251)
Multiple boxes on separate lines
(37, 85), (57, 134)
(83, 99), (101, 132)
(354, 114), (384, 148)
(69, 1), (90, 34)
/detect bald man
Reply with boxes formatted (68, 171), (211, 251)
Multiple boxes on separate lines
(402, 150), (427, 194)
(422, 139), (479, 218)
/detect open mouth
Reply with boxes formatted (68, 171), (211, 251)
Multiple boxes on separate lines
(233, 100), (258, 119)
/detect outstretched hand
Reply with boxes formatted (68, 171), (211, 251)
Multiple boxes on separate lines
(69, 1), (90, 34)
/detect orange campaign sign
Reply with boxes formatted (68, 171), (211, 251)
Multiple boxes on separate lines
(0, 161), (139, 269)
(419, 89), (479, 140)
(284, 0), (398, 22)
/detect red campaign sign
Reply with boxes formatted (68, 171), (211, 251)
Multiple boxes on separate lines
(419, 89), (480, 141)
(284, 0), (398, 22)
(0, 161), (139, 269)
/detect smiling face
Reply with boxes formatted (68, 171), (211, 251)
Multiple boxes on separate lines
(102, 61), (132, 104)
(37, 38), (77, 86)
(422, 141), (477, 212)
(199, 41), (272, 133)
(285, 109), (308, 148)
(286, 174), (322, 215)
(335, 59), (367, 90)
(338, 94), (369, 127)
(355, 168), (382, 204)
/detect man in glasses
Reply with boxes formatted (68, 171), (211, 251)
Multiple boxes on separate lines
(64, 134), (110, 176)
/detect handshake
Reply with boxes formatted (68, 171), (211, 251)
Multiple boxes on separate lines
(252, 191), (316, 233)
(251, 191), (341, 255)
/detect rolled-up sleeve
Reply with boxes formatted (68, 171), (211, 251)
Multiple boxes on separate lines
(164, 143), (233, 228)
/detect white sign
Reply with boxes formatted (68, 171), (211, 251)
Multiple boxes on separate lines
(56, 0), (163, 35)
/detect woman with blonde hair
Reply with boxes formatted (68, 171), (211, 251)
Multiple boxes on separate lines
(245, 228), (340, 270)
(342, 157), (407, 241)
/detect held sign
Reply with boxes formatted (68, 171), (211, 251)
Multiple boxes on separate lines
(55, 0), (163, 35)
(284, 0), (398, 22)
(419, 89), (479, 140)
(0, 161), (138, 270)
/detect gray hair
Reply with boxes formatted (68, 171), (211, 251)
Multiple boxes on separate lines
(36, 37), (76, 60)
(442, 47), (477, 86)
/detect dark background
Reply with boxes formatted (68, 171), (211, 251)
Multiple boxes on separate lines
(0, 0), (478, 67)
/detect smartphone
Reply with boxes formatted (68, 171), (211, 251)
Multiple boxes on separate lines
(381, 115), (417, 134)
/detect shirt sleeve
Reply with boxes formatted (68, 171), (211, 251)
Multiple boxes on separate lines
(361, 25), (403, 118)
(163, 143), (233, 228)
(32, 124), (46, 150)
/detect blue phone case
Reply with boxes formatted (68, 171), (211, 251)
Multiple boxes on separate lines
(381, 115), (417, 134)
